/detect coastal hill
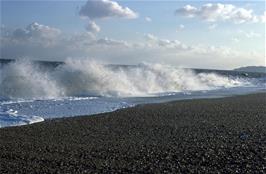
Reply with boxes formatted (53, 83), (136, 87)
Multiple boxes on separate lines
(234, 66), (266, 73)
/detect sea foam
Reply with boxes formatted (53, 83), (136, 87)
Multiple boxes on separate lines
(0, 108), (44, 128)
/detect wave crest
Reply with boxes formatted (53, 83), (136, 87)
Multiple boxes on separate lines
(0, 59), (251, 99)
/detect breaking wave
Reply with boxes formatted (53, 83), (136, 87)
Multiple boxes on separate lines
(0, 59), (252, 99)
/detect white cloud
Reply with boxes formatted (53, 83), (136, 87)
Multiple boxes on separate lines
(145, 33), (158, 41)
(176, 24), (185, 32)
(145, 17), (152, 22)
(86, 21), (101, 33)
(79, 0), (138, 19)
(23, 22), (61, 40)
(238, 30), (261, 38)
(79, 0), (138, 35)
(69, 32), (96, 49)
(88, 37), (129, 47)
(144, 33), (190, 50)
(176, 3), (264, 24)
(177, 5), (198, 18)
(4, 22), (61, 47)
(231, 37), (240, 43)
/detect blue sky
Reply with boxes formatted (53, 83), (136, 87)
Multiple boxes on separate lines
(1, 0), (265, 69)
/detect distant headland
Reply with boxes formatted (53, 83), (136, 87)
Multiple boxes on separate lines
(234, 66), (266, 73)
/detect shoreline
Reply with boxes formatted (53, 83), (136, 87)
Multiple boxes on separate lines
(0, 93), (266, 173)
(45, 89), (266, 119)
(5, 89), (266, 129)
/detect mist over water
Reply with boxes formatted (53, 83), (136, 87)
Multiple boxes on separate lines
(0, 59), (252, 100)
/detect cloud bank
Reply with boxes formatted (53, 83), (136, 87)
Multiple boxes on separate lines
(1, 23), (264, 69)
(13, 22), (61, 42)
(175, 3), (265, 24)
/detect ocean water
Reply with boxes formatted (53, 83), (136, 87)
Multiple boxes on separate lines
(0, 59), (265, 128)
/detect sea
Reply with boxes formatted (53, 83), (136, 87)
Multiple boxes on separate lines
(0, 59), (265, 128)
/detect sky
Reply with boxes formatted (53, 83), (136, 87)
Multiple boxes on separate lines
(0, 0), (265, 69)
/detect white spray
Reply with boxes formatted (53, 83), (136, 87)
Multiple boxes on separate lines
(0, 59), (251, 99)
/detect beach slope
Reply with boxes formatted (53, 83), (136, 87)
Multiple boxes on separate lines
(0, 93), (266, 173)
